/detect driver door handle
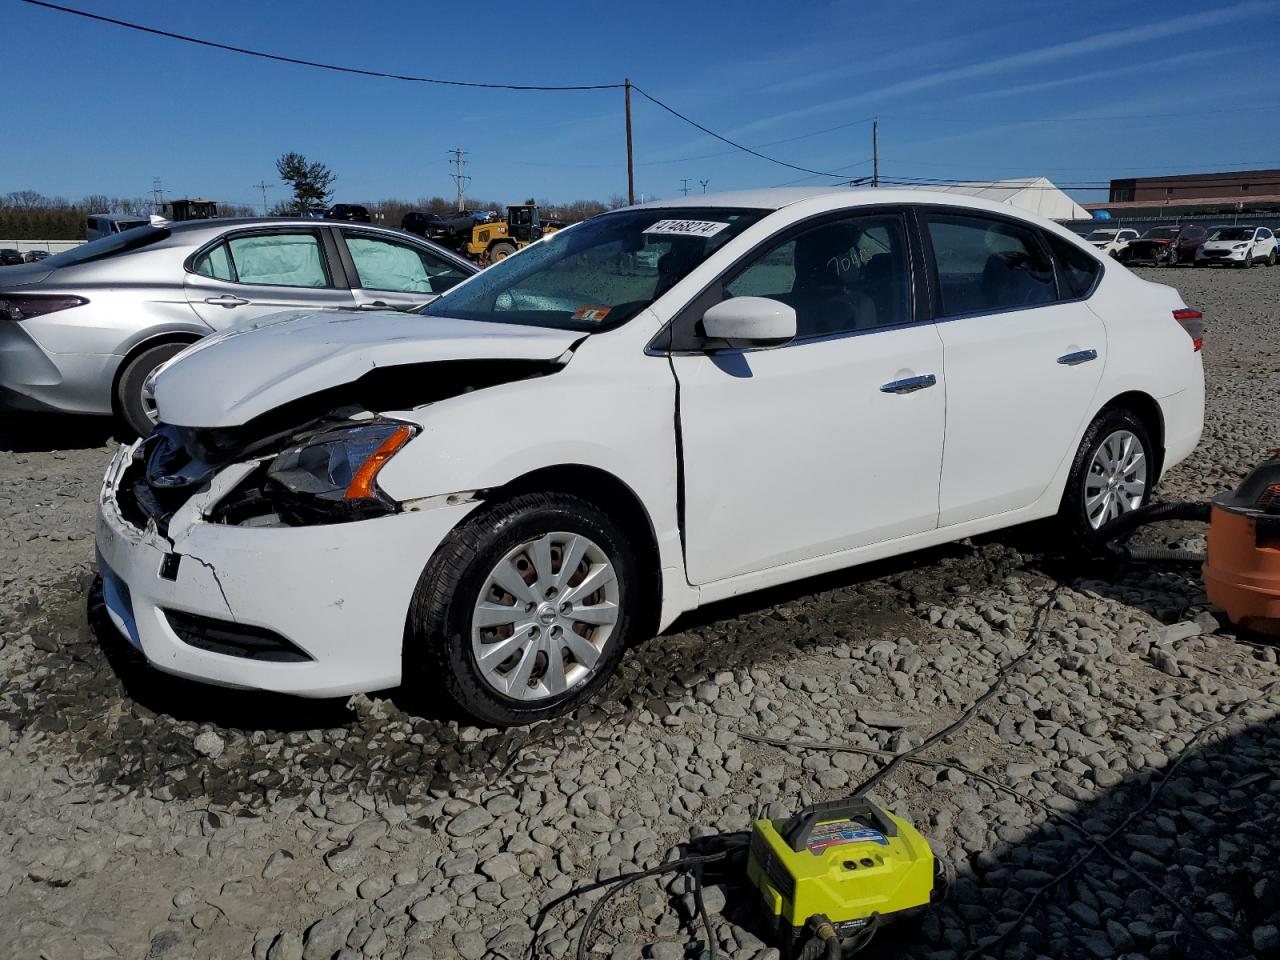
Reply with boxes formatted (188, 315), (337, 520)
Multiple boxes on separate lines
(204, 295), (249, 307)
(880, 374), (937, 394)
(358, 300), (390, 310)
(1057, 349), (1098, 366)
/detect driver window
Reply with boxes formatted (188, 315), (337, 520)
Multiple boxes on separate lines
(724, 214), (910, 338)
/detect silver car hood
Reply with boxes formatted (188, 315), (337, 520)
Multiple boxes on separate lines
(152, 308), (582, 427)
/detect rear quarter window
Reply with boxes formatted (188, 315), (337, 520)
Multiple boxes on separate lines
(1045, 233), (1102, 299)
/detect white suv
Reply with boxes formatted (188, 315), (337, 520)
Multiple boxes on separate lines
(96, 189), (1205, 725)
(1085, 227), (1138, 258)
(1195, 225), (1277, 267)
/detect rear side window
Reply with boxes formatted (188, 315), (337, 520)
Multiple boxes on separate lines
(1045, 233), (1101, 299)
(925, 214), (1055, 316)
(194, 232), (330, 287)
(192, 242), (235, 281)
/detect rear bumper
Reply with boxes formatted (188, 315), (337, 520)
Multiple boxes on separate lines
(94, 443), (478, 698)
(0, 320), (118, 415)
(1159, 376), (1205, 477)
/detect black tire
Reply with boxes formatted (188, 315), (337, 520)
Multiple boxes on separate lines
(1239, 249), (1253, 268)
(1268, 250), (1276, 267)
(1057, 407), (1156, 546)
(114, 341), (190, 438)
(405, 492), (639, 726)
(489, 241), (517, 262)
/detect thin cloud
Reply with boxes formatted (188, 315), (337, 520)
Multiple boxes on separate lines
(956, 47), (1252, 103)
(733, 0), (1276, 135)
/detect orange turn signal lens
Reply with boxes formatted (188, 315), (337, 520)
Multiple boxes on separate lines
(344, 426), (413, 500)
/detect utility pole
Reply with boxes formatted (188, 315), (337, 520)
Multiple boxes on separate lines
(699, 178), (710, 195)
(871, 117), (879, 188)
(450, 148), (470, 212)
(151, 177), (166, 213)
(253, 181), (272, 216)
(624, 78), (635, 206)
(679, 178), (691, 197)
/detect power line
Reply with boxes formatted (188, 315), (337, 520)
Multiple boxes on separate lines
(20, 0), (623, 91)
(631, 85), (853, 179)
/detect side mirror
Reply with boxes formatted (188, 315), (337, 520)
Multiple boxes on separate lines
(701, 296), (796, 348)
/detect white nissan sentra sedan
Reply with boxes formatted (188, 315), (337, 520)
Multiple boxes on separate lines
(95, 189), (1204, 725)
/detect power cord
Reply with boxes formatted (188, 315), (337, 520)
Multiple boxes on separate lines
(851, 581), (1064, 799)
(527, 834), (750, 960)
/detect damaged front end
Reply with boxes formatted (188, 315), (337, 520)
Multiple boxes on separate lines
(119, 357), (563, 535)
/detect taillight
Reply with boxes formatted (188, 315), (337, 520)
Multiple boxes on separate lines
(1173, 307), (1203, 351)
(0, 294), (88, 321)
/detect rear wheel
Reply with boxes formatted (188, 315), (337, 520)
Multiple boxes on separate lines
(489, 241), (517, 262)
(114, 341), (190, 438)
(1268, 249), (1277, 267)
(406, 493), (638, 726)
(1058, 408), (1154, 543)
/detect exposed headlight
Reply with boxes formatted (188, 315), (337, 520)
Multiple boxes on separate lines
(1233, 243), (1249, 249)
(265, 419), (416, 522)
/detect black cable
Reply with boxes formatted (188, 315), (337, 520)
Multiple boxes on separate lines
(691, 860), (718, 960)
(525, 835), (749, 960)
(20, 0), (623, 91)
(852, 582), (1063, 798)
(630, 85), (854, 180)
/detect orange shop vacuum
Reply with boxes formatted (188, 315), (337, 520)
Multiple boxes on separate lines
(1202, 453), (1280, 635)
(1106, 452), (1280, 636)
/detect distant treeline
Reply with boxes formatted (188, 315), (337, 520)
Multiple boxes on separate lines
(0, 192), (254, 240)
(2, 190), (625, 240)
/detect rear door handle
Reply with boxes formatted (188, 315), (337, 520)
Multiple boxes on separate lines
(358, 300), (391, 310)
(1057, 349), (1098, 366)
(880, 374), (937, 395)
(204, 295), (249, 307)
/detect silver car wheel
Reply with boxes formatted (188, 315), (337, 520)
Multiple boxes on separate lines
(1084, 429), (1147, 529)
(471, 532), (619, 701)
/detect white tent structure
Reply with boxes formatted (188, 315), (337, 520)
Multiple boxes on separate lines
(899, 177), (1089, 221)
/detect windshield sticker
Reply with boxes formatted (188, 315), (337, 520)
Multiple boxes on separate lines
(643, 219), (730, 238)
(572, 306), (612, 323)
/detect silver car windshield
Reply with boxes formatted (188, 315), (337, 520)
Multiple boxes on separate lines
(421, 207), (767, 332)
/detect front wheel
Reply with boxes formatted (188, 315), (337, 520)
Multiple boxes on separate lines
(489, 241), (517, 262)
(1058, 409), (1154, 543)
(405, 493), (638, 726)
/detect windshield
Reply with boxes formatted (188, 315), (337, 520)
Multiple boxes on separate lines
(1087, 230), (1117, 240)
(1142, 227), (1179, 240)
(422, 207), (768, 331)
(43, 226), (170, 268)
(1208, 227), (1253, 241)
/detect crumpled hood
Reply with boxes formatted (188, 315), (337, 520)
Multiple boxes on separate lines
(152, 308), (581, 427)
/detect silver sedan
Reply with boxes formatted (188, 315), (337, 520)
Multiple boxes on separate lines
(0, 218), (476, 434)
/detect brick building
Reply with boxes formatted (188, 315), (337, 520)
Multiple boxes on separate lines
(1085, 168), (1280, 216)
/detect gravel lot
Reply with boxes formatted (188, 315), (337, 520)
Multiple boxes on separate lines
(1, 267), (1278, 960)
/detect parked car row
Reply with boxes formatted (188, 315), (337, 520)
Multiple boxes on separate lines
(0, 219), (476, 434)
(1088, 223), (1278, 268)
(85, 189), (1206, 723)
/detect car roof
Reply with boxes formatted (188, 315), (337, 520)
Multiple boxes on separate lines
(159, 217), (411, 239)
(628, 186), (1068, 221)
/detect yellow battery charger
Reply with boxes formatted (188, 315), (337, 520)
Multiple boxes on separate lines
(747, 797), (936, 952)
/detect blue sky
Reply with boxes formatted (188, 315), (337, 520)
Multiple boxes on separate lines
(4, 0), (1279, 207)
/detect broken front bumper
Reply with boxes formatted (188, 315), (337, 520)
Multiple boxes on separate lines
(95, 443), (477, 698)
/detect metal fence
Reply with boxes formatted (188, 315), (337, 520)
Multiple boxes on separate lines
(0, 239), (86, 254)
